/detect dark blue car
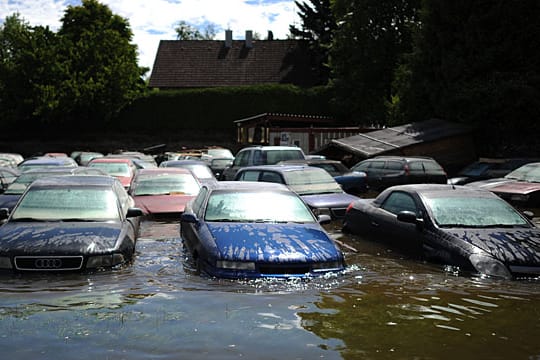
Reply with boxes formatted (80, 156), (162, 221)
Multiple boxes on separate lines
(180, 181), (345, 279)
(234, 165), (360, 219)
(0, 175), (143, 272)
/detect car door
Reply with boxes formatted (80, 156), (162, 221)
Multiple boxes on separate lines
(369, 191), (425, 257)
(222, 149), (250, 180)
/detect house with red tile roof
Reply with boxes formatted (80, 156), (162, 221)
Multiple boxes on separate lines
(148, 30), (321, 89)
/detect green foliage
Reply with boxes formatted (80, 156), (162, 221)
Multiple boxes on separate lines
(289, 0), (336, 84)
(175, 20), (218, 40)
(114, 84), (336, 133)
(0, 0), (147, 131)
(395, 0), (540, 154)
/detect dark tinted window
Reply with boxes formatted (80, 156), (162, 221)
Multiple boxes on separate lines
(237, 170), (261, 181)
(234, 150), (250, 166)
(260, 171), (283, 183)
(408, 162), (424, 171)
(385, 161), (403, 170)
(370, 161), (386, 169)
(381, 192), (417, 215)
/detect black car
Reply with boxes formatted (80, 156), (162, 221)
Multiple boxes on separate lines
(0, 175), (143, 272)
(343, 184), (540, 279)
(350, 156), (447, 191)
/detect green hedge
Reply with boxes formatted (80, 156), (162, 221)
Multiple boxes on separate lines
(114, 84), (337, 132)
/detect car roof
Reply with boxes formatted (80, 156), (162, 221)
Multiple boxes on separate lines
(371, 155), (437, 161)
(161, 159), (207, 165)
(206, 181), (290, 192)
(382, 183), (498, 198)
(136, 168), (192, 175)
(240, 145), (305, 151)
(29, 175), (117, 188)
(89, 157), (133, 163)
(236, 164), (321, 174)
(19, 157), (74, 165)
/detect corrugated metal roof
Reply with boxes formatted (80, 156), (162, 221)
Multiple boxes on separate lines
(325, 119), (472, 157)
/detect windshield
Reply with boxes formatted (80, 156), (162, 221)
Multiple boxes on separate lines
(425, 196), (528, 227)
(205, 191), (315, 223)
(11, 187), (120, 221)
(132, 173), (200, 196)
(504, 163), (540, 182)
(89, 162), (131, 177)
(283, 169), (342, 195)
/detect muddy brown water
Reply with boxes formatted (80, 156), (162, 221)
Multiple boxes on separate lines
(0, 218), (539, 360)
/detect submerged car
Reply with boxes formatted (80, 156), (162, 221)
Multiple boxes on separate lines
(466, 162), (540, 208)
(129, 168), (201, 216)
(180, 181), (345, 279)
(279, 159), (368, 195)
(234, 165), (359, 219)
(343, 184), (540, 279)
(159, 159), (216, 184)
(0, 176), (143, 272)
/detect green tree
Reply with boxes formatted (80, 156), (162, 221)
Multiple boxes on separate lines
(175, 20), (218, 40)
(57, 0), (147, 125)
(329, 0), (420, 125)
(0, 14), (62, 128)
(396, 0), (540, 154)
(289, 0), (336, 85)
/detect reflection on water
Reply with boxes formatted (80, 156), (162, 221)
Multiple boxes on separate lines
(0, 219), (539, 359)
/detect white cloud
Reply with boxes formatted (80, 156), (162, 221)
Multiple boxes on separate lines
(0, 0), (300, 75)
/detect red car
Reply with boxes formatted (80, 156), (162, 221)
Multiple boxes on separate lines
(129, 168), (201, 215)
(88, 157), (137, 189)
(466, 162), (540, 208)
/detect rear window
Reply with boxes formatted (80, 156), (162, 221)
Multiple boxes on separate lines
(422, 161), (444, 171)
(264, 150), (304, 165)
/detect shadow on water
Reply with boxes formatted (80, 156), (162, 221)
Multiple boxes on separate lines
(0, 218), (539, 359)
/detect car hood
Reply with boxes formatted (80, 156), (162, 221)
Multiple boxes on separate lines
(444, 227), (540, 264)
(490, 181), (540, 195)
(301, 192), (358, 208)
(466, 178), (515, 189)
(206, 222), (342, 263)
(134, 194), (195, 214)
(0, 222), (123, 255)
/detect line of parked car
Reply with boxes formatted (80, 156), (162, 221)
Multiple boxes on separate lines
(0, 147), (540, 280)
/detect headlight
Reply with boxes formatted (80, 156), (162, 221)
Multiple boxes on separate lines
(216, 260), (256, 270)
(469, 253), (512, 279)
(0, 256), (12, 269)
(87, 254), (125, 269)
(312, 261), (343, 272)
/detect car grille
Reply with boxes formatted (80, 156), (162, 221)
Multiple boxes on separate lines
(14, 256), (84, 271)
(258, 264), (311, 275)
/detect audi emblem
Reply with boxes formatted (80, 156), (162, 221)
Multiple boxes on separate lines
(34, 258), (63, 269)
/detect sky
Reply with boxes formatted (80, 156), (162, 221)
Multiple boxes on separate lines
(0, 0), (301, 75)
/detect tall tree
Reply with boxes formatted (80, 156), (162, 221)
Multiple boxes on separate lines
(395, 0), (540, 155)
(0, 14), (61, 128)
(57, 0), (147, 125)
(329, 0), (420, 125)
(289, 0), (336, 85)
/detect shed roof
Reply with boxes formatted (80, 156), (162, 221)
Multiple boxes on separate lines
(148, 39), (318, 89)
(320, 119), (472, 158)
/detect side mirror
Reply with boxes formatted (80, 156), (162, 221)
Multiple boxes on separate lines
(317, 214), (332, 225)
(126, 208), (144, 218)
(0, 208), (9, 220)
(397, 211), (423, 229)
(181, 212), (199, 224)
(522, 210), (535, 220)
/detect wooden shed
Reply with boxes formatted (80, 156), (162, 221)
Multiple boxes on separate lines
(313, 119), (476, 174)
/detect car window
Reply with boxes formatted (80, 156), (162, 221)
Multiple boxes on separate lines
(260, 171), (283, 183)
(352, 161), (370, 171)
(422, 161), (444, 171)
(192, 187), (208, 215)
(234, 151), (250, 167)
(370, 161), (385, 169)
(253, 150), (264, 165)
(237, 170), (261, 181)
(381, 191), (417, 215)
(408, 162), (424, 171)
(313, 164), (340, 177)
(265, 150), (304, 164)
(385, 161), (403, 170)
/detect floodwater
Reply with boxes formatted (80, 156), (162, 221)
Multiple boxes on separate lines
(1, 219), (539, 360)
